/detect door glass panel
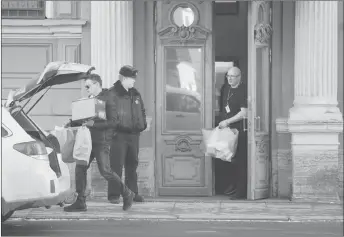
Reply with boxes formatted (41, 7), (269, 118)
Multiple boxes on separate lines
(164, 47), (202, 131)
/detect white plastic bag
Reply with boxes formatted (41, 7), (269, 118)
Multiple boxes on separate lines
(73, 126), (92, 165)
(51, 126), (77, 163)
(202, 127), (239, 162)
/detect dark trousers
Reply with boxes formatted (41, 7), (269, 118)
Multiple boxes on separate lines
(231, 130), (248, 198)
(75, 142), (130, 202)
(108, 133), (139, 199)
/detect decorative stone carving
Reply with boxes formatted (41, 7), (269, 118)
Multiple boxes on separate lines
(253, 1), (272, 47)
(175, 137), (192, 152)
(158, 2), (210, 43)
(254, 23), (272, 46)
(158, 24), (210, 43)
(164, 135), (202, 152)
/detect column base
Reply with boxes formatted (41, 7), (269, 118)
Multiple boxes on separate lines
(287, 106), (343, 203)
(289, 105), (343, 122)
(291, 144), (342, 203)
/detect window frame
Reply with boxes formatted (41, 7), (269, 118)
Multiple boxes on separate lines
(1, 0), (46, 19)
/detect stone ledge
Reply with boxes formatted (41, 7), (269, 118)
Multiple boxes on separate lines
(276, 117), (344, 133)
(1, 19), (87, 39)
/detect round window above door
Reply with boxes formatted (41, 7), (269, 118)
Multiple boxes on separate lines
(169, 3), (199, 27)
(172, 6), (195, 27)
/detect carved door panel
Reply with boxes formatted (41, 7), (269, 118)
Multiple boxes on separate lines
(155, 1), (213, 196)
(247, 1), (272, 200)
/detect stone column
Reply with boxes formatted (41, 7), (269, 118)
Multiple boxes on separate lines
(89, 1), (133, 197)
(288, 1), (343, 202)
(90, 1), (133, 88)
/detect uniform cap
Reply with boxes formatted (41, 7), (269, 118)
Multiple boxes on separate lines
(119, 65), (138, 79)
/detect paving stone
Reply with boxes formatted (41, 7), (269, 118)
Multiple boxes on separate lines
(10, 201), (343, 222)
(173, 202), (220, 214)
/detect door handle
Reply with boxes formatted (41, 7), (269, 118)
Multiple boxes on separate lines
(243, 116), (248, 132)
(255, 116), (261, 131)
(176, 114), (185, 118)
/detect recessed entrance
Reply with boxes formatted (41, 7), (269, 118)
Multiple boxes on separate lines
(213, 1), (248, 197)
(154, 1), (271, 200)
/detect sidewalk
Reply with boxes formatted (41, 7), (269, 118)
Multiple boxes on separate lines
(11, 198), (343, 222)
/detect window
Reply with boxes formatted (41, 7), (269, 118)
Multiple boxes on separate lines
(1, 127), (9, 137)
(1, 0), (46, 19)
(166, 93), (200, 113)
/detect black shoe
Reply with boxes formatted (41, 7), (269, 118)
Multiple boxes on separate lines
(134, 194), (145, 202)
(63, 199), (87, 212)
(224, 185), (236, 196)
(108, 197), (120, 204)
(228, 194), (246, 200)
(122, 191), (134, 211)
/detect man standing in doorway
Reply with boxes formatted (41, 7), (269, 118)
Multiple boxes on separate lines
(218, 66), (248, 200)
(108, 65), (147, 204)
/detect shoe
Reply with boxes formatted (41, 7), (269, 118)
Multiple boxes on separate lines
(108, 197), (120, 204)
(122, 190), (134, 211)
(228, 194), (246, 200)
(134, 194), (144, 202)
(63, 198), (87, 212)
(224, 184), (236, 196)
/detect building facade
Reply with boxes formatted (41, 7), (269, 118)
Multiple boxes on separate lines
(1, 1), (343, 202)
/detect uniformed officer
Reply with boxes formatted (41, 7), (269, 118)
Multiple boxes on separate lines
(107, 65), (147, 204)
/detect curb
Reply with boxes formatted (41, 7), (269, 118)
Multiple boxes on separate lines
(10, 217), (343, 223)
(10, 214), (343, 223)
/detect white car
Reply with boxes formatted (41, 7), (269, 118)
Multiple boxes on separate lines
(1, 62), (95, 222)
(165, 85), (202, 131)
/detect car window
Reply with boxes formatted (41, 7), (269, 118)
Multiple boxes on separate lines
(183, 95), (200, 113)
(166, 92), (200, 113)
(166, 93), (183, 112)
(1, 127), (9, 137)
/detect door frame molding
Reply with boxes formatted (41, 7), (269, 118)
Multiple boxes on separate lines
(247, 1), (272, 200)
(154, 1), (214, 196)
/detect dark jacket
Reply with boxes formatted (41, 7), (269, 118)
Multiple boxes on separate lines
(108, 80), (147, 134)
(71, 89), (117, 144)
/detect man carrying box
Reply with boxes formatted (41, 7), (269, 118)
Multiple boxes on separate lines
(63, 74), (135, 212)
(107, 65), (147, 204)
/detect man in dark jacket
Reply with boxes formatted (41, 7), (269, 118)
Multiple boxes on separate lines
(107, 65), (147, 204)
(64, 74), (135, 212)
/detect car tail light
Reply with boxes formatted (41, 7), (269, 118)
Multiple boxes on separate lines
(13, 141), (48, 160)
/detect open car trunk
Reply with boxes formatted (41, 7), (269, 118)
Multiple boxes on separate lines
(6, 62), (95, 178)
(10, 107), (62, 177)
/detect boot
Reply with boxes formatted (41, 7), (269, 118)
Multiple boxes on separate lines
(63, 196), (87, 212)
(134, 194), (145, 202)
(108, 196), (120, 204)
(122, 190), (134, 211)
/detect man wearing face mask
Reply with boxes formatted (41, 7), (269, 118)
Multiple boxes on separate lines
(218, 66), (248, 200)
(107, 65), (147, 204)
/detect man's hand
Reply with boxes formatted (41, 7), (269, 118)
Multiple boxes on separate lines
(83, 120), (95, 127)
(218, 119), (230, 129)
(63, 119), (72, 128)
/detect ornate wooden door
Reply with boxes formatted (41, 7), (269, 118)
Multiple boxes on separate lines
(247, 1), (272, 200)
(155, 1), (214, 196)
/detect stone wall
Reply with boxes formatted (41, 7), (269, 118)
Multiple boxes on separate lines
(272, 147), (343, 201)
